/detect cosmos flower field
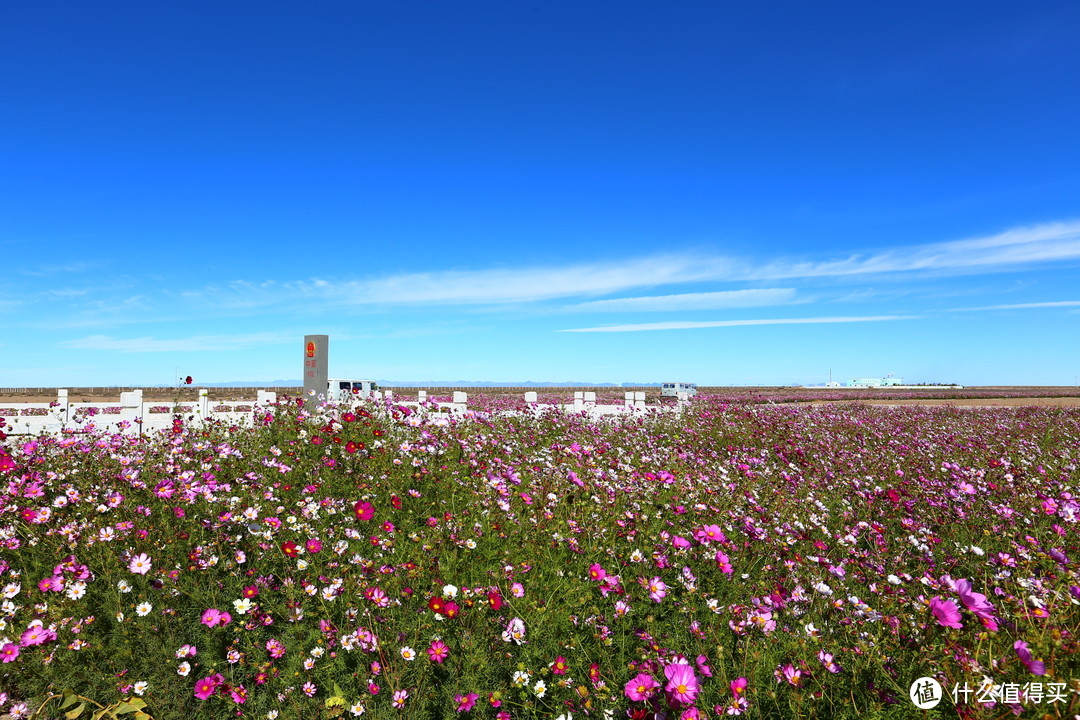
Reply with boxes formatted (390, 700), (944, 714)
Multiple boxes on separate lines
(1, 397), (1078, 719)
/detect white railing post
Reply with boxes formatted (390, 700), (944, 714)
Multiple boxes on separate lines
(624, 391), (635, 408)
(55, 389), (70, 426)
(583, 391), (596, 406)
(198, 389), (210, 427)
(634, 391), (646, 409)
(452, 391), (467, 412)
(119, 389), (143, 436)
(524, 391), (537, 404)
(418, 390), (427, 403)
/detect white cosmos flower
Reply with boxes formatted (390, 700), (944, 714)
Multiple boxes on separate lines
(232, 598), (253, 615)
(177, 661), (191, 676)
(136, 602), (152, 617)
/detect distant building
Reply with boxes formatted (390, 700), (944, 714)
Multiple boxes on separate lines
(848, 375), (904, 388)
(660, 382), (697, 397)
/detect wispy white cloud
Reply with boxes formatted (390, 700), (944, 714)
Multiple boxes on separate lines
(948, 300), (1080, 311)
(203, 219), (1080, 310)
(560, 315), (918, 333)
(45, 219), (1080, 329)
(19, 261), (100, 277)
(60, 332), (294, 353)
(565, 288), (798, 312)
(185, 255), (739, 309)
(748, 220), (1080, 279)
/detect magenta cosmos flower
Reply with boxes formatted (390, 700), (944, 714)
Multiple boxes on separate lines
(200, 608), (232, 628)
(454, 693), (478, 712)
(354, 501), (375, 521)
(624, 673), (659, 701)
(193, 674), (223, 700)
(20, 625), (55, 647)
(929, 596), (963, 629)
(1, 643), (19, 662)
(427, 639), (449, 664)
(954, 579), (999, 631)
(38, 575), (64, 593)
(1013, 640), (1046, 675)
(664, 663), (700, 704)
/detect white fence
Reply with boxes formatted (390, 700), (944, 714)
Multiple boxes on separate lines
(0, 389), (280, 437)
(1, 389), (692, 437)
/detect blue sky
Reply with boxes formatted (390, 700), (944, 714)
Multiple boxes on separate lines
(3, 1), (1079, 387)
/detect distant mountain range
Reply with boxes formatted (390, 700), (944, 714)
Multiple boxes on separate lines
(196, 380), (666, 388)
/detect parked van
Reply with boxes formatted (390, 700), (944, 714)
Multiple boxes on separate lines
(327, 379), (379, 402)
(660, 382), (697, 397)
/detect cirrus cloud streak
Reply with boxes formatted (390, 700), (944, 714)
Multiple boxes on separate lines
(560, 315), (918, 333)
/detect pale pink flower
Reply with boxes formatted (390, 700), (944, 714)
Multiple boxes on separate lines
(128, 553), (152, 575)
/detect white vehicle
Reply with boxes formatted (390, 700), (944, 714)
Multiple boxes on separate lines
(327, 378), (379, 402)
(660, 382), (697, 397)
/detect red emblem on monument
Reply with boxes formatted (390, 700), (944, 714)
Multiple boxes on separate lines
(305, 341), (316, 358)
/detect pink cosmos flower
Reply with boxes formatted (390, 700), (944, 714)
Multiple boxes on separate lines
(510, 582), (524, 597)
(305, 538), (322, 554)
(664, 663), (700, 704)
(201, 608), (232, 628)
(193, 675), (219, 700)
(695, 655), (713, 677)
(648, 576), (668, 602)
(624, 672), (659, 701)
(588, 563), (607, 581)
(694, 524), (726, 544)
(1, 643), (19, 662)
(128, 553), (152, 575)
(427, 639), (449, 664)
(671, 535), (691, 549)
(929, 596), (963, 629)
(1013, 640), (1046, 675)
(817, 650), (842, 673)
(715, 551), (733, 575)
(38, 575), (64, 593)
(354, 501), (375, 521)
(954, 579), (999, 631)
(392, 689), (408, 708)
(778, 664), (803, 687)
(731, 677), (748, 697)
(266, 638), (286, 658)
(552, 656), (569, 675)
(454, 693), (478, 712)
(20, 625), (53, 647)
